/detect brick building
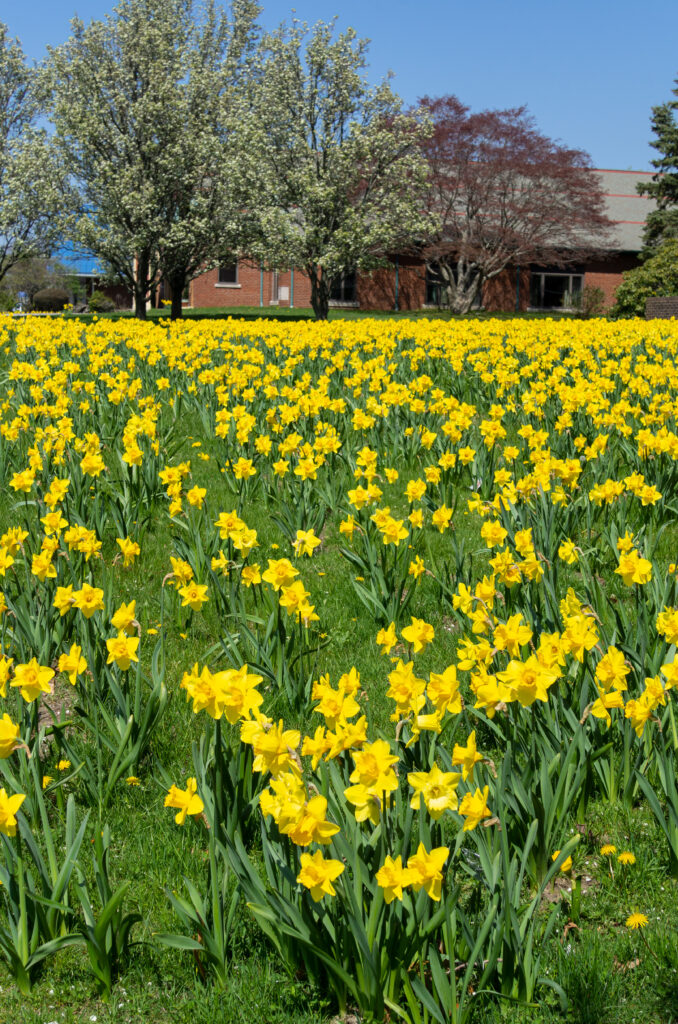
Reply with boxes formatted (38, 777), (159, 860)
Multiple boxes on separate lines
(59, 169), (655, 314)
(187, 169), (656, 314)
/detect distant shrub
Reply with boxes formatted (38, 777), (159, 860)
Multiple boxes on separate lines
(580, 285), (606, 318)
(88, 289), (116, 313)
(610, 240), (678, 317)
(563, 285), (606, 319)
(32, 287), (70, 312)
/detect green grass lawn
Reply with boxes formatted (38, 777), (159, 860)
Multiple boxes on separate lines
(58, 305), (583, 325)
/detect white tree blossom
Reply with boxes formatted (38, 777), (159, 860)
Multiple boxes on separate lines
(243, 21), (432, 320)
(46, 0), (260, 319)
(0, 25), (66, 288)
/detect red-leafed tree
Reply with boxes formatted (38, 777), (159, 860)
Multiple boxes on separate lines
(416, 96), (615, 313)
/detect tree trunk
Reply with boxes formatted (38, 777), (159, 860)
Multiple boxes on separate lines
(170, 289), (183, 320)
(169, 275), (185, 320)
(434, 260), (456, 310)
(309, 270), (330, 320)
(439, 258), (482, 314)
(451, 281), (480, 314)
(134, 288), (147, 319)
(134, 255), (149, 320)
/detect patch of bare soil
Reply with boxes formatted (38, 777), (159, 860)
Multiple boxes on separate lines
(37, 674), (77, 755)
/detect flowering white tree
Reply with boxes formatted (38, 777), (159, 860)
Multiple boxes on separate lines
(243, 21), (431, 320)
(46, 0), (260, 319)
(0, 25), (66, 288)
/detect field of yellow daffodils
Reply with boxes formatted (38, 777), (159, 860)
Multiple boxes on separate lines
(1, 313), (678, 1023)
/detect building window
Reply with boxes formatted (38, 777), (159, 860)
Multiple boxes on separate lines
(425, 263), (481, 308)
(425, 264), (442, 306)
(529, 267), (583, 310)
(329, 270), (357, 304)
(217, 262), (238, 285)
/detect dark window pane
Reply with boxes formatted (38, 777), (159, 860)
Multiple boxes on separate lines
(342, 271), (356, 302)
(218, 263), (237, 284)
(426, 263), (441, 305)
(543, 275), (570, 308)
(330, 270), (356, 302)
(426, 280), (440, 305)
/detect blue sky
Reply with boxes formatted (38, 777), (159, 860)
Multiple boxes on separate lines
(5, 0), (678, 171)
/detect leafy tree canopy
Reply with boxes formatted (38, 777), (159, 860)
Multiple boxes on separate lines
(637, 76), (678, 256)
(416, 95), (614, 314)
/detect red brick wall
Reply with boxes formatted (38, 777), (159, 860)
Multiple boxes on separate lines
(189, 256), (523, 313)
(646, 296), (678, 319)
(189, 262), (313, 309)
(283, 268), (313, 308)
(188, 254), (641, 314)
(357, 256), (426, 311)
(583, 254), (640, 309)
(359, 260), (529, 313)
(483, 267), (529, 312)
(190, 258), (427, 312)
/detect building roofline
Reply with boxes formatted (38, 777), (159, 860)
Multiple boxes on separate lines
(593, 168), (654, 175)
